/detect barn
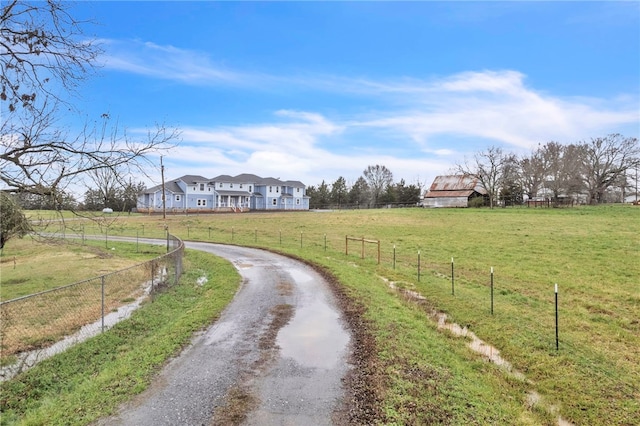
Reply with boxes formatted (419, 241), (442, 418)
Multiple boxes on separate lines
(423, 175), (488, 208)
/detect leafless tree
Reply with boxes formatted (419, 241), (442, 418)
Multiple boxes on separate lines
(499, 153), (522, 205)
(578, 134), (640, 204)
(1, 106), (179, 203)
(1, 0), (100, 112)
(363, 164), (394, 207)
(537, 141), (565, 202)
(519, 146), (546, 200)
(561, 143), (585, 203)
(1, 1), (179, 208)
(456, 146), (508, 208)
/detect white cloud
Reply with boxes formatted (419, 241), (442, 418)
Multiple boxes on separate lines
(101, 40), (637, 187)
(147, 109), (453, 190)
(99, 39), (247, 85)
(354, 70), (638, 150)
(147, 69), (637, 188)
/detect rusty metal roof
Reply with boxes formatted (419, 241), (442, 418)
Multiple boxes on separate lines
(427, 175), (487, 195)
(425, 189), (476, 198)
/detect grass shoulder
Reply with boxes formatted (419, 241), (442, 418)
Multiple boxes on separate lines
(0, 249), (240, 425)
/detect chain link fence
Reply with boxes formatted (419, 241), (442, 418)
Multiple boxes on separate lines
(0, 234), (183, 380)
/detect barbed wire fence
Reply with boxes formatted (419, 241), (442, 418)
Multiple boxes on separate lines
(160, 222), (639, 400)
(0, 234), (183, 381)
(2, 220), (636, 401)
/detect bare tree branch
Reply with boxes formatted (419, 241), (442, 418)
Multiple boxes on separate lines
(1, 105), (179, 198)
(1, 0), (100, 112)
(456, 146), (507, 208)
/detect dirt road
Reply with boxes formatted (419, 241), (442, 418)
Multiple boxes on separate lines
(99, 242), (352, 425)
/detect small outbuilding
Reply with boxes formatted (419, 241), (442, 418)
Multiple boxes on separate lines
(423, 175), (488, 208)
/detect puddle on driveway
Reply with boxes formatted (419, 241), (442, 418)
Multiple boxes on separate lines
(276, 298), (349, 369)
(276, 266), (349, 370)
(285, 268), (314, 285)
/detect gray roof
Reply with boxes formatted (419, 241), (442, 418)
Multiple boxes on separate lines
(210, 174), (236, 182)
(211, 174), (306, 187)
(179, 174), (210, 184)
(143, 174), (307, 194)
(260, 177), (284, 185)
(141, 179), (184, 194)
(233, 173), (262, 183)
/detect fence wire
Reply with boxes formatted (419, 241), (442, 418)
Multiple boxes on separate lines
(0, 234), (184, 379)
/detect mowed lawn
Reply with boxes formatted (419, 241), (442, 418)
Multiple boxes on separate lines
(19, 206), (640, 423)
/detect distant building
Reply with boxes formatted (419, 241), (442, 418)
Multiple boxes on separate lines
(422, 175), (488, 208)
(137, 174), (309, 213)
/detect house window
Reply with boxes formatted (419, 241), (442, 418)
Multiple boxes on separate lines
(269, 186), (272, 192)
(272, 198), (277, 206)
(197, 199), (207, 206)
(249, 186), (252, 192)
(296, 198), (300, 205)
(297, 188), (300, 193)
(200, 183), (205, 191)
(239, 184), (243, 189)
(175, 195), (181, 201)
(276, 187), (279, 193)
(219, 183), (223, 188)
(230, 183), (233, 188)
(193, 187), (196, 191)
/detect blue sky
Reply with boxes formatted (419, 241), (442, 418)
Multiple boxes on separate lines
(70, 1), (639, 189)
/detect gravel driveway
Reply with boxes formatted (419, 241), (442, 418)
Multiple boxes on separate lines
(98, 242), (352, 425)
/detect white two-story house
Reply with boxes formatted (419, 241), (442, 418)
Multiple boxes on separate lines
(137, 174), (310, 213)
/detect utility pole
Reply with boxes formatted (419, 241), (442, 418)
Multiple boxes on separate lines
(160, 156), (166, 220)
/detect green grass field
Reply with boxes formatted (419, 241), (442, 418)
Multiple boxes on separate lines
(5, 205), (639, 424)
(118, 206), (637, 425)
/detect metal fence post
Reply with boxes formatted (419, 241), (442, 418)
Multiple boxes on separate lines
(451, 257), (455, 296)
(490, 267), (494, 315)
(101, 276), (105, 333)
(175, 254), (179, 285)
(555, 283), (559, 351)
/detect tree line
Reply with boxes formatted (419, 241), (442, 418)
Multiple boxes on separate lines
(456, 134), (639, 208)
(306, 165), (423, 209)
(307, 134), (639, 211)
